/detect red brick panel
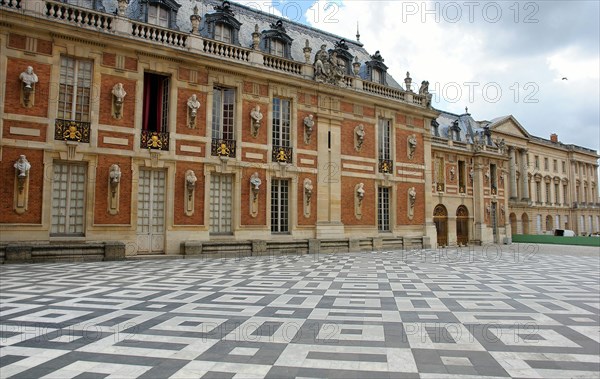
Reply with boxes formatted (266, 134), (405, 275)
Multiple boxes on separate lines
(395, 113), (406, 125)
(340, 101), (353, 114)
(363, 106), (375, 118)
(396, 183), (425, 226)
(396, 129), (424, 164)
(0, 148), (44, 224)
(341, 177), (375, 226)
(124, 57), (138, 71)
(176, 140), (204, 158)
(97, 130), (134, 150)
(98, 74), (137, 128)
(8, 33), (26, 50)
(241, 147), (268, 163)
(242, 100), (268, 144)
(102, 53), (116, 68)
(5, 58), (51, 118)
(174, 162), (204, 225)
(94, 155), (132, 225)
(176, 89), (207, 136)
(2, 119), (47, 142)
(297, 111), (317, 151)
(240, 169), (266, 226)
(341, 120), (375, 158)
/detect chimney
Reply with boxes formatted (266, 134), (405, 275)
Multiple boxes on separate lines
(550, 133), (558, 143)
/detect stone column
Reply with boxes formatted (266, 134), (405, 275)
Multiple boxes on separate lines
(520, 149), (529, 201)
(423, 133), (438, 248)
(472, 157), (486, 242)
(509, 146), (517, 200)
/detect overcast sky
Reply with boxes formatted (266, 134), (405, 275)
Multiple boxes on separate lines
(245, 0), (599, 153)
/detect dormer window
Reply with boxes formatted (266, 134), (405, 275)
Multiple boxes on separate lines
(148, 5), (169, 27)
(143, 0), (181, 30)
(205, 1), (242, 45)
(262, 20), (293, 59)
(270, 39), (285, 57)
(431, 120), (440, 137)
(365, 51), (388, 84)
(215, 23), (232, 43)
(372, 69), (381, 84)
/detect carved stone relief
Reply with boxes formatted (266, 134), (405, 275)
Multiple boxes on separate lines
(108, 164), (121, 215)
(250, 105), (263, 137)
(250, 172), (261, 218)
(303, 178), (313, 218)
(185, 169), (197, 216)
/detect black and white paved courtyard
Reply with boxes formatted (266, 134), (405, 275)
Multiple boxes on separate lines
(1, 245), (599, 378)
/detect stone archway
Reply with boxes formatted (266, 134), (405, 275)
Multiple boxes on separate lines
(521, 213), (530, 234)
(434, 204), (448, 247)
(509, 213), (517, 235)
(456, 206), (469, 246)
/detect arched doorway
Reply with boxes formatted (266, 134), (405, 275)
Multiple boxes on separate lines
(545, 215), (553, 232)
(456, 206), (469, 245)
(434, 204), (448, 247)
(521, 213), (530, 234)
(509, 213), (517, 235)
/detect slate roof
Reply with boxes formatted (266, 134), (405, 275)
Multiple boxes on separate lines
(98, 0), (404, 89)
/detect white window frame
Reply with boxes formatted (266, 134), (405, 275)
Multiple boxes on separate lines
(378, 187), (391, 232)
(210, 174), (233, 234)
(212, 87), (235, 141)
(271, 179), (289, 233)
(58, 56), (93, 122)
(272, 97), (291, 148)
(51, 163), (86, 236)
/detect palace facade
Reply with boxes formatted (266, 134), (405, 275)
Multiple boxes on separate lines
(0, 0), (597, 262)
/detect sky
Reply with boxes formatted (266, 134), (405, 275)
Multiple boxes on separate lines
(239, 0), (600, 153)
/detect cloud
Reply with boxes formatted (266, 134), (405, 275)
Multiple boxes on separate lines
(304, 0), (599, 152)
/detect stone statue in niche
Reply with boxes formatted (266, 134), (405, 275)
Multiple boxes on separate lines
(250, 105), (263, 137)
(304, 114), (314, 143)
(407, 134), (417, 160)
(250, 172), (261, 200)
(186, 170), (197, 199)
(449, 166), (455, 182)
(354, 124), (365, 151)
(19, 66), (38, 107)
(469, 168), (474, 184)
(304, 178), (313, 203)
(14, 155), (31, 178)
(408, 187), (416, 220)
(356, 183), (365, 203)
(187, 94), (201, 128)
(14, 155), (31, 193)
(111, 83), (127, 119)
(314, 44), (345, 86)
(184, 170), (197, 216)
(109, 164), (121, 193)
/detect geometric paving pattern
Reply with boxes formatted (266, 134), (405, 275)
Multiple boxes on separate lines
(1, 247), (599, 378)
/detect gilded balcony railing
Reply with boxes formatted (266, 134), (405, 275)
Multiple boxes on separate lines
(141, 130), (169, 151)
(54, 119), (90, 143)
(378, 158), (393, 174)
(211, 138), (237, 158)
(272, 145), (293, 164)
